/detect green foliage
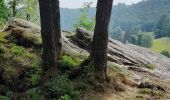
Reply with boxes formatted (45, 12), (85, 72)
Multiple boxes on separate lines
(136, 33), (143, 46)
(9, 44), (26, 55)
(0, 32), (42, 99)
(58, 55), (81, 71)
(136, 32), (154, 48)
(73, 2), (95, 31)
(0, 96), (10, 100)
(154, 14), (170, 38)
(161, 50), (170, 58)
(26, 66), (41, 86)
(58, 0), (170, 32)
(110, 25), (123, 41)
(44, 74), (79, 100)
(131, 35), (137, 44)
(0, 0), (9, 25)
(59, 94), (72, 100)
(23, 0), (38, 20)
(6, 44), (41, 86)
(5, 43), (40, 67)
(0, 32), (41, 81)
(141, 33), (154, 48)
(123, 32), (132, 43)
(0, 44), (5, 56)
(26, 88), (44, 100)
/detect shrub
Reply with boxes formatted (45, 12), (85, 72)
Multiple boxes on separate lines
(141, 33), (154, 48)
(58, 55), (81, 72)
(0, 44), (5, 55)
(26, 67), (41, 87)
(0, 96), (10, 100)
(26, 88), (44, 100)
(59, 94), (72, 100)
(73, 2), (95, 31)
(44, 74), (79, 100)
(161, 50), (170, 58)
(9, 44), (26, 56)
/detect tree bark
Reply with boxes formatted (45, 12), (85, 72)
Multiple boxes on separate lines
(51, 0), (62, 58)
(38, 0), (56, 72)
(91, 0), (113, 81)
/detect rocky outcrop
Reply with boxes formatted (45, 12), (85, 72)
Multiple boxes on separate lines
(74, 27), (170, 79)
(2, 18), (88, 60)
(2, 18), (170, 77)
(72, 28), (154, 69)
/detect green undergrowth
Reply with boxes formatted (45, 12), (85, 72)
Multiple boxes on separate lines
(0, 32), (42, 98)
(0, 31), (129, 100)
(44, 74), (80, 100)
(59, 55), (81, 68)
(24, 55), (81, 100)
(0, 31), (82, 99)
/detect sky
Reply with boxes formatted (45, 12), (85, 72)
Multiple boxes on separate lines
(60, 0), (142, 9)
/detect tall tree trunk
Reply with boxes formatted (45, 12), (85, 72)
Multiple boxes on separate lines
(91, 0), (113, 81)
(38, 0), (56, 77)
(51, 0), (62, 58)
(12, 0), (17, 17)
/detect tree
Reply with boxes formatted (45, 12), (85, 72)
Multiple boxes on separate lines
(141, 33), (154, 48)
(131, 35), (137, 44)
(123, 31), (132, 43)
(7, 0), (21, 17)
(23, 0), (38, 21)
(51, 0), (62, 58)
(110, 25), (123, 42)
(136, 33), (143, 46)
(154, 14), (170, 38)
(91, 0), (113, 81)
(38, 0), (62, 81)
(73, 2), (95, 31)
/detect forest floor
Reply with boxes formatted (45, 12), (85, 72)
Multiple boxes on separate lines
(1, 18), (170, 100)
(88, 65), (170, 100)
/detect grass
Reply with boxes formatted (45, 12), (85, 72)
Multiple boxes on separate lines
(58, 55), (82, 72)
(146, 64), (155, 70)
(151, 37), (170, 53)
(138, 88), (165, 97)
(0, 31), (42, 92)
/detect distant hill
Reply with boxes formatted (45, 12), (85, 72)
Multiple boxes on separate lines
(151, 37), (170, 53)
(60, 0), (170, 32)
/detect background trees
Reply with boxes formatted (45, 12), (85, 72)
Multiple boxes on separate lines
(110, 25), (123, 42)
(154, 14), (170, 38)
(141, 33), (154, 48)
(123, 31), (132, 43)
(136, 32), (154, 48)
(7, 0), (22, 17)
(23, 0), (38, 21)
(73, 2), (95, 31)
